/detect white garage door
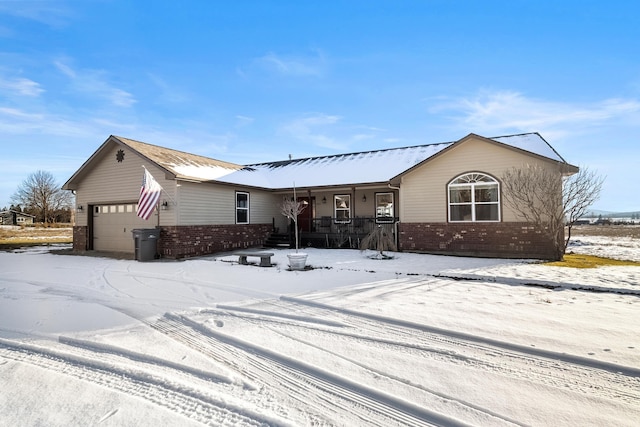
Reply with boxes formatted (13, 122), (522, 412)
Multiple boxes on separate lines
(93, 203), (157, 252)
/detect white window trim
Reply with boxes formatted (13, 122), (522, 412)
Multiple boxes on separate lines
(236, 191), (250, 224)
(334, 194), (351, 223)
(448, 172), (501, 222)
(375, 192), (395, 223)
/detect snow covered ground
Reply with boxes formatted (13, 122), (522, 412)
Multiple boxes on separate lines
(0, 235), (638, 426)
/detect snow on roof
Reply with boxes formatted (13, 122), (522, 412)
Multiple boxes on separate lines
(113, 136), (244, 181)
(169, 163), (242, 181)
(216, 142), (453, 189)
(492, 133), (566, 163)
(106, 133), (568, 189)
(213, 132), (567, 189)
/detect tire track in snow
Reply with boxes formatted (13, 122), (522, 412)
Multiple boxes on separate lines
(0, 337), (288, 426)
(278, 296), (640, 403)
(152, 315), (343, 426)
(212, 305), (527, 427)
(154, 312), (472, 427)
(57, 335), (251, 388)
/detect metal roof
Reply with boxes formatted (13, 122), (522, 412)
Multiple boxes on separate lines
(213, 132), (569, 189)
(65, 132), (573, 191)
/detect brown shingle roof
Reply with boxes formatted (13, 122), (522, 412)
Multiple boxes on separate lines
(113, 136), (243, 180)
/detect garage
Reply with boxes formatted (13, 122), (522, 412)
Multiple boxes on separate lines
(92, 203), (156, 252)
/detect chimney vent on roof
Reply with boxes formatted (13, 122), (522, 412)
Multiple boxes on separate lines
(289, 154), (292, 160)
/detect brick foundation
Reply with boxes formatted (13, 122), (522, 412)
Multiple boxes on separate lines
(72, 226), (88, 251)
(398, 222), (560, 259)
(158, 224), (272, 259)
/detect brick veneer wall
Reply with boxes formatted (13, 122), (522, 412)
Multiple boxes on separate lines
(158, 224), (272, 259)
(398, 222), (560, 259)
(72, 226), (88, 251)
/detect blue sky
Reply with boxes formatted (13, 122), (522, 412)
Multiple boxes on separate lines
(1, 1), (639, 212)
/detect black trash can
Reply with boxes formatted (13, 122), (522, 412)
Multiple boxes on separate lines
(132, 228), (159, 261)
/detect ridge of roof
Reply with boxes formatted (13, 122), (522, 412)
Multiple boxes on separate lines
(245, 132), (558, 167)
(66, 132), (571, 191)
(245, 140), (456, 168)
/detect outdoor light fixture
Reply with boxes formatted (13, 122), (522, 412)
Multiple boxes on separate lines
(362, 194), (367, 202)
(322, 196), (326, 204)
(161, 201), (168, 210)
(77, 205), (83, 212)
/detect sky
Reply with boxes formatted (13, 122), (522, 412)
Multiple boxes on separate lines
(0, 0), (639, 212)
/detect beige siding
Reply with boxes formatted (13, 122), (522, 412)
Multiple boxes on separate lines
(176, 182), (234, 225)
(250, 191), (280, 224)
(400, 136), (559, 223)
(177, 182), (279, 226)
(74, 144), (177, 227)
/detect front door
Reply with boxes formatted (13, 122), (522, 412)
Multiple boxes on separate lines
(296, 197), (315, 232)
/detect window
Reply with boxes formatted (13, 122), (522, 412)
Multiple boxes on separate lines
(236, 192), (249, 224)
(375, 192), (394, 223)
(334, 194), (351, 223)
(448, 173), (500, 222)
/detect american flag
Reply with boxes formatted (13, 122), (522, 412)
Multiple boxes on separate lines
(137, 168), (163, 220)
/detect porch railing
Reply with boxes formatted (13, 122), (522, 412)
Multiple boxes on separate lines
(298, 216), (398, 249)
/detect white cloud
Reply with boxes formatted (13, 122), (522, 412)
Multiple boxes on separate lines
(0, 106), (95, 137)
(0, 76), (44, 97)
(235, 115), (254, 127)
(0, 2), (74, 29)
(430, 90), (640, 138)
(252, 50), (327, 77)
(278, 114), (386, 151)
(54, 60), (137, 107)
(280, 113), (344, 150)
(147, 73), (189, 104)
(54, 60), (76, 78)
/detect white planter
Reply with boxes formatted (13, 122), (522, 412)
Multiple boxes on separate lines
(287, 253), (308, 271)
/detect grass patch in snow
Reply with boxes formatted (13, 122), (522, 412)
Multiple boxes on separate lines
(0, 226), (72, 247)
(545, 253), (640, 268)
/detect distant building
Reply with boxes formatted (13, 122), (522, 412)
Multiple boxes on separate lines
(0, 210), (35, 226)
(572, 218), (593, 225)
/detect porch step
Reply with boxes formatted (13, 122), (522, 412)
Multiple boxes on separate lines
(264, 232), (291, 249)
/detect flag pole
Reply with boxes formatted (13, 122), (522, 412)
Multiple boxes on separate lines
(142, 165), (176, 205)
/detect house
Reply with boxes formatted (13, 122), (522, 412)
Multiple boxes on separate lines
(63, 132), (578, 259)
(0, 210), (36, 226)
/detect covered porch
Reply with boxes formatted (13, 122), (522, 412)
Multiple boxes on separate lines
(300, 216), (398, 249)
(272, 186), (399, 249)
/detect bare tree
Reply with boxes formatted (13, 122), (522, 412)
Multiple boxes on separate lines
(360, 224), (397, 259)
(279, 195), (307, 252)
(11, 170), (73, 224)
(501, 164), (604, 260)
(562, 167), (605, 247)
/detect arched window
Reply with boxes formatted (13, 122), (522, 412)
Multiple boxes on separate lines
(448, 172), (500, 222)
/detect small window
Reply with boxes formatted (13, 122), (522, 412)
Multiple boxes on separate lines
(236, 192), (249, 224)
(375, 192), (394, 223)
(334, 194), (351, 223)
(448, 172), (500, 222)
